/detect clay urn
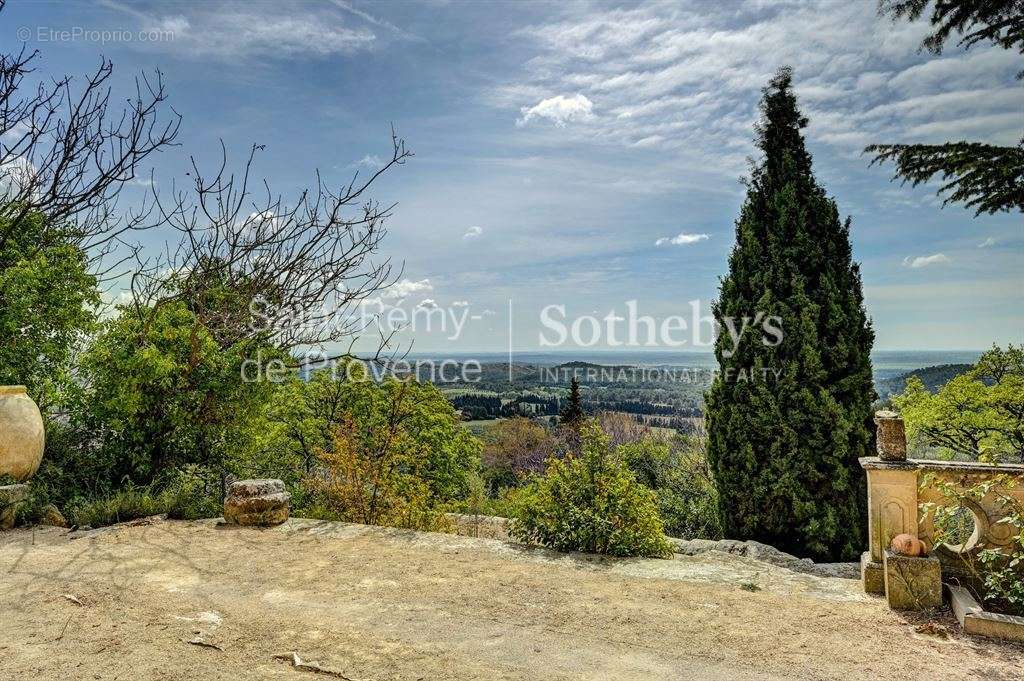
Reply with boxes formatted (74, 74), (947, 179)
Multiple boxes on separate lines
(0, 386), (45, 481)
(890, 533), (927, 557)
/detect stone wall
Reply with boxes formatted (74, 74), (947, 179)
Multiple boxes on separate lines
(861, 457), (1024, 562)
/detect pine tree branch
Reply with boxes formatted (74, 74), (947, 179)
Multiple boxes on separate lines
(865, 140), (1024, 215)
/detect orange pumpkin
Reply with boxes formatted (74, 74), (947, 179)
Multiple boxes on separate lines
(890, 533), (927, 557)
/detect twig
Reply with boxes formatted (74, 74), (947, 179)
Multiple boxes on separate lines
(187, 637), (223, 651)
(273, 652), (361, 679)
(54, 616), (72, 643)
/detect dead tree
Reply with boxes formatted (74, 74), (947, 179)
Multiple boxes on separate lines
(131, 131), (413, 365)
(0, 41), (180, 266)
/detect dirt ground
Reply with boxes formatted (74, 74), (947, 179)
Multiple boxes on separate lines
(2, 518), (1022, 680)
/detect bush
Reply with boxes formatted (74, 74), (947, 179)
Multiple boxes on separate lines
(66, 487), (167, 527)
(299, 378), (463, 532)
(63, 466), (221, 528)
(480, 417), (556, 493)
(619, 433), (723, 540)
(508, 423), (672, 558)
(272, 367), (481, 507)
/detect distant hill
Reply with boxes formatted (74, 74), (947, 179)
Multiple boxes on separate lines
(875, 363), (973, 399)
(555, 361), (606, 369)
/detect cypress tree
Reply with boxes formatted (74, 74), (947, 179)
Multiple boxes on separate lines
(705, 68), (875, 562)
(560, 376), (585, 426)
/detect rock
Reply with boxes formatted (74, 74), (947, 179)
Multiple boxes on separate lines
(0, 483), (29, 530)
(668, 537), (859, 579)
(41, 504), (67, 528)
(224, 479), (290, 526)
(0, 386), (45, 481)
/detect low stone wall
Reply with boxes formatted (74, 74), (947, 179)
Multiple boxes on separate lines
(861, 457), (1024, 563)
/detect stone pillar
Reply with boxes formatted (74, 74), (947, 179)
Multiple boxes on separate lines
(860, 411), (918, 594)
(874, 410), (906, 461)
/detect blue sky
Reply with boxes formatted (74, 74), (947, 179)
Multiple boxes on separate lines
(6, 0), (1022, 353)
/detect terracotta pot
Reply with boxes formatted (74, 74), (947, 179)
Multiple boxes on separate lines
(890, 533), (927, 557)
(0, 386), (44, 481)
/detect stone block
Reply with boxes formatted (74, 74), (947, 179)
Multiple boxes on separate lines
(0, 483), (29, 530)
(874, 410), (906, 461)
(883, 549), (942, 610)
(224, 479), (290, 527)
(861, 551), (884, 595)
(948, 583), (1024, 642)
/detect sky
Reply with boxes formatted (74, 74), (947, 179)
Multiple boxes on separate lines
(4, 0), (1022, 354)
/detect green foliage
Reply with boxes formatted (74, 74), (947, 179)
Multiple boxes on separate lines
(876, 363), (973, 399)
(68, 301), (279, 490)
(64, 466), (221, 528)
(65, 487), (166, 528)
(880, 0), (1024, 58)
(0, 212), (98, 404)
(619, 435), (723, 540)
(479, 417), (562, 494)
(870, 1), (1024, 213)
(300, 377), (469, 531)
(273, 366), (481, 506)
(160, 465), (223, 520)
(508, 423), (672, 558)
(894, 345), (1024, 462)
(865, 141), (1024, 215)
(705, 68), (874, 562)
(922, 472), (1024, 614)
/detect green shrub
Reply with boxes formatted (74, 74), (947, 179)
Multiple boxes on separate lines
(66, 487), (167, 527)
(508, 423), (672, 558)
(63, 466), (221, 528)
(160, 465), (222, 520)
(618, 434), (723, 540)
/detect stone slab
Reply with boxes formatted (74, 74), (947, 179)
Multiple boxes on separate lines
(947, 583), (1024, 642)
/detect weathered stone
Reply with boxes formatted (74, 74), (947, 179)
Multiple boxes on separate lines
(224, 479), (289, 526)
(883, 549), (942, 610)
(861, 551), (884, 595)
(40, 503), (67, 528)
(0, 483), (29, 530)
(228, 478), (286, 498)
(874, 410), (906, 461)
(0, 386), (45, 481)
(947, 583), (1024, 642)
(668, 537), (858, 579)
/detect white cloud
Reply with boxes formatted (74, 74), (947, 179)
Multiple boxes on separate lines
(106, 3), (377, 58)
(979, 237), (996, 248)
(416, 298), (438, 310)
(481, 309), (496, 316)
(383, 277), (432, 299)
(351, 154), (383, 168)
(517, 94), (595, 127)
(655, 232), (709, 246)
(497, 3), (1022, 170)
(463, 225), (483, 239)
(451, 300), (469, 307)
(903, 253), (950, 268)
